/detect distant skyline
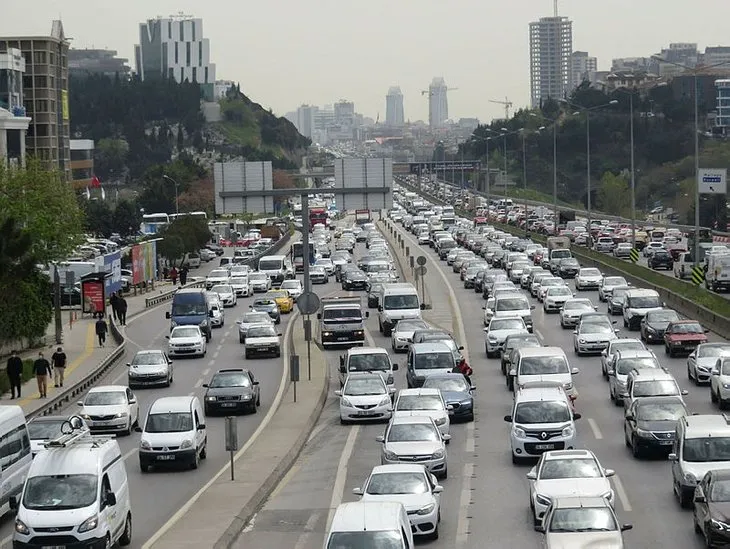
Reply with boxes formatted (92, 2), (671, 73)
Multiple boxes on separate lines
(1, 0), (728, 122)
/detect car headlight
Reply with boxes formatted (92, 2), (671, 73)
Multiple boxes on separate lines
(241, 394), (253, 400)
(378, 396), (391, 406)
(488, 336), (497, 342)
(341, 397), (353, 407)
(434, 417), (447, 426)
(15, 519), (29, 535)
(78, 514), (99, 533)
(512, 426), (526, 438)
(180, 439), (193, 449)
(140, 440), (151, 450)
(417, 503), (436, 515)
(115, 412), (128, 418)
(432, 449), (445, 459)
(535, 494), (551, 506)
(684, 472), (697, 484)
(712, 519), (730, 530)
(383, 449), (398, 460)
(723, 383), (730, 389)
(170, 320), (178, 327)
(562, 425), (574, 438)
(696, 365), (708, 373)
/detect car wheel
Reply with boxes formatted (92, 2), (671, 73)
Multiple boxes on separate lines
(191, 448), (200, 470)
(250, 401), (258, 414)
(711, 388), (718, 403)
(631, 436), (642, 458)
(140, 460), (149, 473)
(119, 513), (132, 546)
(688, 365), (694, 382)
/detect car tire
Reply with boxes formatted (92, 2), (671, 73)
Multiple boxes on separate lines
(239, 335), (245, 344)
(140, 461), (149, 473)
(200, 442), (207, 459)
(191, 449), (200, 470)
(250, 401), (257, 414)
(711, 388), (719, 404)
(631, 436), (642, 458)
(119, 514), (132, 546)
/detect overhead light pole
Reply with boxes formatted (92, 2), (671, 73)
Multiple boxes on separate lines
(530, 112), (560, 234)
(162, 174), (180, 215)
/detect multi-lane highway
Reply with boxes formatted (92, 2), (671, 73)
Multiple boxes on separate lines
(233, 215), (729, 549)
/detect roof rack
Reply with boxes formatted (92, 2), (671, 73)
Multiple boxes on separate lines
(44, 418), (114, 449)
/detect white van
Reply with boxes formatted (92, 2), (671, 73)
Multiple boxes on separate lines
(378, 283), (422, 337)
(137, 396), (207, 472)
(257, 254), (293, 287)
(12, 422), (132, 548)
(324, 501), (415, 549)
(0, 406), (31, 516)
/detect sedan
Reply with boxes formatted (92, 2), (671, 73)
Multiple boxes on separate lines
(280, 279), (303, 300)
(574, 318), (619, 355)
(664, 320), (708, 357)
(543, 286), (574, 313)
(250, 297), (281, 324)
(643, 242), (665, 257)
(167, 325), (207, 358)
(377, 416), (449, 479)
(393, 389), (451, 436)
(336, 372), (392, 424)
(342, 269), (368, 291)
(126, 349), (173, 388)
(688, 343), (730, 386)
(537, 278), (567, 302)
(574, 268), (603, 291)
(203, 368), (260, 415)
(309, 265), (329, 284)
(559, 298), (596, 328)
(353, 464), (442, 539)
(315, 258), (336, 276)
(607, 287), (631, 316)
(236, 311), (273, 343)
(640, 308), (680, 344)
(249, 272), (272, 293)
(266, 289), (294, 313)
(28, 415), (89, 456)
(210, 284), (237, 307)
(613, 242), (632, 258)
(422, 373), (474, 422)
(601, 338), (648, 379)
(649, 250), (673, 270)
(557, 258), (581, 279)
(484, 316), (529, 358)
(623, 395), (687, 458)
(527, 449), (615, 526)
(694, 470), (730, 548)
(77, 385), (139, 436)
(536, 496), (633, 546)
(391, 319), (430, 352)
(244, 324), (282, 358)
(229, 275), (252, 298)
(598, 276), (629, 302)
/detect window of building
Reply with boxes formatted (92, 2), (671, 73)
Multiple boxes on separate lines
(180, 21), (185, 41)
(204, 66), (209, 84)
(34, 124), (49, 137)
(192, 22), (196, 42)
(33, 75), (47, 88)
(32, 51), (47, 64)
(198, 42), (203, 66)
(186, 42), (191, 66)
(168, 21), (172, 39)
(169, 67), (174, 79)
(35, 100), (48, 112)
(22, 76), (32, 89)
(192, 67), (197, 83)
(49, 52), (54, 65)
(174, 42), (179, 64)
(49, 76), (55, 89)
(180, 67), (184, 82)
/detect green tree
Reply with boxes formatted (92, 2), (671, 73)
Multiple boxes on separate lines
(597, 172), (631, 217)
(157, 217), (211, 265)
(113, 200), (142, 237)
(82, 199), (114, 237)
(0, 160), (84, 263)
(94, 138), (129, 181)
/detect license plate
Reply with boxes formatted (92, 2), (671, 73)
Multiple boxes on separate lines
(221, 403), (236, 408)
(42, 546), (65, 549)
(660, 441), (673, 446)
(157, 454), (175, 461)
(337, 337), (349, 341)
(535, 444), (555, 450)
(357, 411), (374, 416)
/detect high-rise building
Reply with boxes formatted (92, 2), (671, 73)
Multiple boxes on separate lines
(570, 51), (597, 90)
(0, 21), (71, 179)
(0, 48), (31, 166)
(315, 105), (334, 130)
(429, 77), (448, 128)
(705, 47), (730, 68)
(134, 15), (216, 100)
(716, 79), (730, 135)
(529, 16), (573, 108)
(296, 104), (316, 139)
(334, 100), (355, 126)
(385, 86), (404, 126)
(69, 49), (130, 78)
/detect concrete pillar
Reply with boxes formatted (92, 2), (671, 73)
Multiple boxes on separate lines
(19, 129), (26, 166)
(0, 128), (7, 164)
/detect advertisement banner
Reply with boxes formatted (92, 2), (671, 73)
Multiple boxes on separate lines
(132, 242), (157, 285)
(103, 251), (122, 295)
(81, 279), (104, 315)
(698, 168), (727, 195)
(61, 90), (69, 121)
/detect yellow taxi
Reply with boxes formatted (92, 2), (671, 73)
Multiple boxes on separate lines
(266, 289), (295, 313)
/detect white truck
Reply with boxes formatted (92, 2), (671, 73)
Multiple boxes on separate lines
(317, 296), (369, 349)
(705, 253), (730, 291)
(546, 236), (572, 274)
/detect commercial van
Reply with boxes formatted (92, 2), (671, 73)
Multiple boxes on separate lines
(166, 288), (212, 341)
(12, 421), (132, 548)
(339, 346), (397, 394)
(705, 253), (730, 292)
(622, 289), (663, 331)
(405, 342), (457, 388)
(378, 283), (422, 337)
(324, 501), (414, 549)
(136, 396), (207, 472)
(257, 254), (292, 287)
(0, 406), (31, 516)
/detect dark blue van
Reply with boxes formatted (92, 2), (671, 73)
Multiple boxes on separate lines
(166, 288), (212, 340)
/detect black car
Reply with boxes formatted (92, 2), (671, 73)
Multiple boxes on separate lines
(422, 373), (474, 422)
(336, 264), (359, 283)
(558, 257), (581, 278)
(694, 469), (730, 547)
(640, 308), (680, 344)
(342, 269), (368, 291)
(649, 250), (673, 270)
(474, 270), (489, 293)
(203, 368), (261, 415)
(623, 395), (687, 458)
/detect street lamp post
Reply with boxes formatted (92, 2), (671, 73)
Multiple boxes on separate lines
(522, 130), (528, 219)
(501, 127), (509, 198)
(162, 175), (180, 215)
(629, 92), (636, 248)
(530, 112), (560, 234)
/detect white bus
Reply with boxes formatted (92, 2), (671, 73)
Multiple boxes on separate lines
(140, 213), (170, 235)
(170, 211), (208, 222)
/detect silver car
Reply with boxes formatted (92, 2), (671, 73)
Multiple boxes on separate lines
(391, 319), (430, 353)
(536, 496), (632, 547)
(126, 349), (173, 388)
(210, 284), (237, 307)
(574, 316), (619, 355)
(559, 298), (596, 328)
(377, 415), (450, 479)
(598, 276), (629, 302)
(236, 311), (274, 343)
(601, 338), (647, 379)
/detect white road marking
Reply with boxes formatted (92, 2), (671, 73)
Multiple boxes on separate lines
(325, 426), (360, 532)
(306, 419), (331, 445)
(122, 447), (137, 461)
(213, 350), (220, 359)
(142, 311), (297, 549)
(587, 418), (603, 440)
(612, 474), (633, 512)
(294, 511), (322, 549)
(465, 420), (475, 453)
(456, 462), (475, 546)
(208, 359), (215, 366)
(112, 371), (127, 384)
(364, 327), (376, 347)
(534, 329), (545, 341)
(194, 378), (204, 388)
(202, 368), (210, 376)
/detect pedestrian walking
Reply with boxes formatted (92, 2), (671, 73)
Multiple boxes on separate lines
(6, 350), (23, 399)
(109, 291), (120, 322)
(95, 317), (108, 347)
(33, 352), (52, 398)
(118, 296), (128, 326)
(180, 265), (189, 286)
(170, 266), (178, 286)
(51, 346), (67, 388)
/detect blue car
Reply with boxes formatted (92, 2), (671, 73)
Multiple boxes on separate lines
(422, 373), (475, 422)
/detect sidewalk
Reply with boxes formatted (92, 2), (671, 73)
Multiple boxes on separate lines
(145, 315), (329, 549)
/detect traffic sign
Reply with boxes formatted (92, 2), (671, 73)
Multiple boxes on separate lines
(416, 256), (427, 266)
(629, 248), (639, 263)
(415, 266), (428, 277)
(691, 265), (706, 286)
(297, 291), (320, 315)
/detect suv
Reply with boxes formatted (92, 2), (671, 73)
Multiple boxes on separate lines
(670, 414), (730, 507)
(503, 383), (581, 464)
(622, 289), (663, 331)
(623, 367), (687, 411)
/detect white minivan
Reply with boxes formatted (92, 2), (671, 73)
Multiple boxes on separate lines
(12, 421), (132, 548)
(378, 283), (422, 337)
(137, 396), (207, 472)
(0, 406), (31, 516)
(324, 501), (415, 549)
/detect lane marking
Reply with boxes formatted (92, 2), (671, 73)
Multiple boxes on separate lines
(325, 425), (360, 532)
(213, 350), (220, 359)
(202, 368), (210, 376)
(534, 329), (545, 341)
(587, 418), (603, 440)
(465, 420), (475, 453)
(123, 447), (137, 461)
(364, 327), (376, 347)
(455, 462), (474, 546)
(267, 463), (302, 502)
(293, 511), (321, 549)
(613, 474), (633, 512)
(194, 378), (204, 388)
(208, 359), (215, 366)
(141, 309), (296, 549)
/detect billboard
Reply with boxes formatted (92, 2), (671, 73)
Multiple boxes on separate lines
(132, 241), (157, 285)
(61, 90), (69, 121)
(698, 168), (727, 195)
(214, 161), (274, 214)
(81, 279), (104, 315)
(333, 158), (393, 212)
(409, 161), (480, 174)
(103, 251), (122, 295)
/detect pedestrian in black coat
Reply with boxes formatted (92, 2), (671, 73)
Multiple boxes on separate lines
(117, 296), (128, 326)
(6, 350), (22, 399)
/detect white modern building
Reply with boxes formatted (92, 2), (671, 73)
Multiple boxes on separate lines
(134, 15), (216, 100)
(529, 16), (573, 108)
(429, 77), (449, 128)
(705, 47), (730, 68)
(296, 104), (316, 139)
(716, 79), (730, 135)
(0, 48), (31, 166)
(334, 100), (355, 126)
(386, 86), (404, 126)
(570, 51), (597, 90)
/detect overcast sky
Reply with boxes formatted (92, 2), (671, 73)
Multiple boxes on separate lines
(2, 0), (727, 123)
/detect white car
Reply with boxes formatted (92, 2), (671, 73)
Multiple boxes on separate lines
(574, 317), (619, 355)
(167, 325), (207, 357)
(353, 464), (442, 539)
(598, 276), (629, 302)
(538, 277), (567, 302)
(209, 302), (225, 328)
(314, 258), (336, 276)
(377, 415), (449, 479)
(336, 372), (392, 424)
(711, 356), (730, 407)
(574, 268), (603, 291)
(643, 242), (665, 257)
(280, 279), (303, 300)
(236, 312), (274, 343)
(559, 298), (596, 328)
(484, 316), (529, 358)
(601, 338), (647, 379)
(537, 496), (632, 547)
(229, 275), (252, 297)
(543, 286), (574, 313)
(249, 272), (272, 293)
(527, 449), (615, 526)
(391, 319), (430, 352)
(210, 284), (237, 307)
(77, 385), (139, 436)
(393, 388), (451, 437)
(205, 268), (230, 290)
(243, 324), (282, 359)
(688, 342), (730, 386)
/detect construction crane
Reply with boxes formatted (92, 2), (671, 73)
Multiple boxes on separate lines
(489, 97), (513, 119)
(421, 87), (459, 96)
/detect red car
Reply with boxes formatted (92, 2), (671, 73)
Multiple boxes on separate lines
(663, 320), (709, 357)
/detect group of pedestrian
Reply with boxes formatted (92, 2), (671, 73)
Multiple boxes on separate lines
(168, 264), (189, 286)
(5, 346), (67, 400)
(108, 291), (128, 326)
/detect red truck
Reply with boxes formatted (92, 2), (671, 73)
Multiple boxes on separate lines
(355, 209), (371, 225)
(309, 208), (328, 230)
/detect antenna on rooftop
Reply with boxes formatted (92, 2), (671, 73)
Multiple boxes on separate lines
(554, 0), (558, 16)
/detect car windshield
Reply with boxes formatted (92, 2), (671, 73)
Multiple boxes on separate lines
(258, 259), (283, 271)
(415, 352), (453, 370)
(243, 313), (270, 324)
(616, 357), (659, 375)
(208, 270), (228, 279)
(171, 327), (201, 339)
(247, 326), (277, 338)
(561, 259), (579, 267)
(27, 419), (66, 440)
(366, 472), (429, 495)
(230, 277), (247, 284)
(281, 281), (300, 290)
(637, 401), (686, 421)
(326, 531), (402, 549)
(648, 311), (680, 323)
(250, 273), (268, 281)
(671, 322), (704, 334)
(552, 250), (571, 259)
(540, 458), (602, 479)
(491, 319), (525, 331)
(581, 269), (601, 277)
(383, 295), (419, 310)
(23, 474), (98, 510)
(506, 336), (540, 350)
(132, 352), (166, 365)
(397, 395), (443, 411)
(514, 401), (571, 424)
(604, 277), (627, 287)
(423, 377), (470, 392)
(210, 373), (251, 388)
(548, 507), (617, 532)
(496, 298), (529, 311)
(520, 356), (569, 375)
(323, 308), (361, 321)
(387, 423), (440, 442)
(683, 437), (730, 462)
(211, 285), (232, 294)
(633, 380), (679, 397)
(698, 345), (730, 358)
(84, 391), (126, 406)
(564, 301), (592, 311)
(396, 320), (428, 332)
(612, 288), (629, 299)
(580, 322), (613, 334)
(711, 480), (730, 502)
(145, 412), (193, 433)
(628, 295), (662, 308)
(548, 287), (572, 297)
(346, 378), (387, 396)
(171, 301), (207, 316)
(540, 279), (562, 288)
(348, 354), (390, 372)
(254, 300), (276, 307)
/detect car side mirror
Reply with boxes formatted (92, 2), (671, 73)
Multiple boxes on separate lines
(604, 468), (615, 477)
(433, 485), (444, 494)
(614, 328), (620, 333)
(352, 487), (363, 496)
(573, 413), (582, 420)
(504, 415), (513, 422)
(376, 435), (385, 443)
(197, 424), (206, 430)
(534, 524), (545, 533)
(705, 329), (710, 333)
(695, 494), (706, 504)
(470, 385), (476, 391)
(441, 433), (451, 441)
(378, 306), (383, 312)
(681, 390), (689, 395)
(621, 524), (633, 532)
(202, 383), (209, 388)
(571, 368), (580, 375)
(105, 492), (117, 507)
(129, 398), (137, 404)
(713, 369), (720, 376)
(509, 369), (516, 377)
(668, 453), (678, 461)
(253, 381), (259, 385)
(125, 362), (131, 367)
(334, 390), (342, 397)
(165, 335), (170, 339)
(420, 303), (426, 310)
(77, 400), (84, 407)
(165, 311), (171, 319)
(572, 329), (578, 335)
(526, 469), (537, 481)
(339, 365), (346, 374)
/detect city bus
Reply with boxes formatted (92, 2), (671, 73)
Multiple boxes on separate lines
(140, 213), (170, 235)
(169, 211), (208, 222)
